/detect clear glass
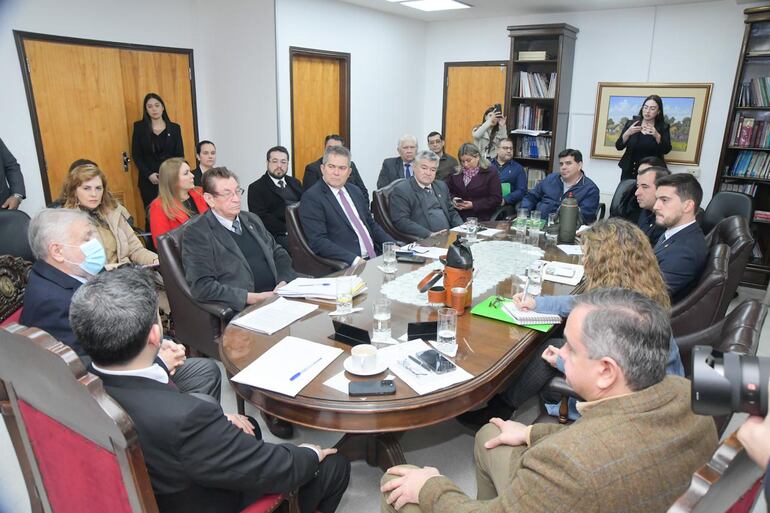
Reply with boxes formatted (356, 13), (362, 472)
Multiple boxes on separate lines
(465, 217), (478, 243)
(372, 298), (392, 342)
(526, 262), (543, 296)
(511, 274), (527, 298)
(382, 242), (397, 273)
(527, 226), (542, 247)
(335, 277), (353, 314)
(545, 213), (558, 244)
(437, 307), (457, 346)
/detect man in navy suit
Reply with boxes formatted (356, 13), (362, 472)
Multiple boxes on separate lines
(634, 163), (670, 245)
(652, 173), (708, 303)
(21, 208), (221, 399)
(300, 145), (394, 266)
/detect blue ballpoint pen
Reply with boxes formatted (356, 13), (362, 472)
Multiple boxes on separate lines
(290, 357), (323, 381)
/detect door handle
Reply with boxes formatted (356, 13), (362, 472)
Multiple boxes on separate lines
(122, 152), (131, 172)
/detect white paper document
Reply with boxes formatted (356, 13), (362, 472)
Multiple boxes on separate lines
(230, 297), (318, 335)
(378, 339), (473, 396)
(410, 246), (448, 259)
(277, 277), (366, 300)
(231, 336), (343, 397)
(556, 244), (583, 256)
(478, 228), (503, 237)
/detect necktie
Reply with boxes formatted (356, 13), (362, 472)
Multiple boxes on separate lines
(278, 179), (285, 189)
(232, 217), (243, 235)
(405, 163), (412, 179)
(337, 190), (376, 259)
(654, 234), (666, 250)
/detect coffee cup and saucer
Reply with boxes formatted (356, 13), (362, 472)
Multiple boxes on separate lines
(344, 344), (388, 376)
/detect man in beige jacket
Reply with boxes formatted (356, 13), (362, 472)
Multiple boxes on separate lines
(381, 288), (717, 513)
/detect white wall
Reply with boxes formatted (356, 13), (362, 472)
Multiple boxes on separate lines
(0, 0), (277, 215)
(275, 0), (426, 192)
(420, 0), (749, 203)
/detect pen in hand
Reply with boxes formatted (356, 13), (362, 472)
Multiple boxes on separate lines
(290, 357), (323, 381)
(522, 275), (531, 303)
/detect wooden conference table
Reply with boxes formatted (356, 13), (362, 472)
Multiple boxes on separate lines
(221, 221), (582, 470)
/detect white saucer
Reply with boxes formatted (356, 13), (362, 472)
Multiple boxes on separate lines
(343, 356), (388, 376)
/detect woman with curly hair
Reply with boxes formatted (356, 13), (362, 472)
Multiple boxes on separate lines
(61, 164), (158, 268)
(459, 218), (683, 426)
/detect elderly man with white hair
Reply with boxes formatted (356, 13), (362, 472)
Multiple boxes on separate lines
(377, 134), (418, 189)
(21, 208), (221, 399)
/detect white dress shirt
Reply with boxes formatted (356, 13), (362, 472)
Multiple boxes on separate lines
(663, 219), (696, 241)
(91, 361), (169, 384)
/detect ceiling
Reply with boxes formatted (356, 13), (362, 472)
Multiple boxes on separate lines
(338, 0), (725, 21)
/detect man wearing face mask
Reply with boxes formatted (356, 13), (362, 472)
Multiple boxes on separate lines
(21, 208), (222, 399)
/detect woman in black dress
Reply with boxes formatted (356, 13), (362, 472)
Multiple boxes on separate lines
(192, 140), (217, 187)
(615, 94), (672, 180)
(131, 93), (184, 208)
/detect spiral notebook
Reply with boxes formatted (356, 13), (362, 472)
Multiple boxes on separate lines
(501, 303), (562, 325)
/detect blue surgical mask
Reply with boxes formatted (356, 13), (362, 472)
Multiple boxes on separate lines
(63, 238), (106, 276)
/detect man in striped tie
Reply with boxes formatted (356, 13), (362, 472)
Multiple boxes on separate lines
(300, 145), (395, 266)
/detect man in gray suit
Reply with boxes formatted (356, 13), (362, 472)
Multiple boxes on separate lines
(0, 138), (25, 209)
(388, 150), (463, 240)
(376, 135), (418, 189)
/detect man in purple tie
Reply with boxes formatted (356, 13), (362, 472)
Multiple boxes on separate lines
(300, 145), (395, 266)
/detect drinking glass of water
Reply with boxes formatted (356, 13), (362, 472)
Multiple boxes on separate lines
(465, 217), (478, 243)
(382, 242), (397, 273)
(545, 213), (558, 245)
(373, 298), (392, 342)
(335, 277), (353, 314)
(438, 307), (457, 349)
(514, 208), (528, 240)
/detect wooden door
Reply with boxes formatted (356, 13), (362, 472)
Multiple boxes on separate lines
(443, 62), (508, 159)
(23, 40), (136, 215)
(290, 48), (350, 182)
(120, 49), (197, 227)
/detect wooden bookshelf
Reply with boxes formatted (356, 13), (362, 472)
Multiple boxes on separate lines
(716, 6), (770, 288)
(505, 24), (578, 176)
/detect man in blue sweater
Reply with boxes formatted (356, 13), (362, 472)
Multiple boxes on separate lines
(521, 149), (600, 223)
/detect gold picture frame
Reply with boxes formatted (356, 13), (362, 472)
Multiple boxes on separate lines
(590, 82), (713, 165)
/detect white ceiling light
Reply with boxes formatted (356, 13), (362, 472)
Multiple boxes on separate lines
(398, 0), (472, 11)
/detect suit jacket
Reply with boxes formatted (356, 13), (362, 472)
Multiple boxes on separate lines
(92, 371), (319, 513)
(0, 138), (25, 205)
(377, 157), (410, 189)
(389, 177), (463, 240)
(182, 210), (297, 312)
(446, 168), (503, 221)
(20, 260), (85, 356)
(303, 157), (368, 198)
(131, 121), (185, 205)
(299, 181), (394, 265)
(654, 222), (708, 303)
(247, 172), (303, 236)
(419, 376), (717, 513)
(637, 208), (664, 246)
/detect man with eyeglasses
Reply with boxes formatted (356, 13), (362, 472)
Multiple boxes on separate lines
(247, 146), (303, 250)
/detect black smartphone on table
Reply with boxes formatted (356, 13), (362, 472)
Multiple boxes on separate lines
(349, 379), (396, 396)
(413, 349), (456, 374)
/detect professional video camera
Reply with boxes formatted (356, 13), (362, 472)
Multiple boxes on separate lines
(691, 345), (770, 417)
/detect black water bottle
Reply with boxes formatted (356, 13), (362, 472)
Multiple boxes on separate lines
(558, 193), (579, 244)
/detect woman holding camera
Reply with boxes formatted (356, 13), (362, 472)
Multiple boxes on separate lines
(472, 105), (507, 161)
(615, 94), (672, 180)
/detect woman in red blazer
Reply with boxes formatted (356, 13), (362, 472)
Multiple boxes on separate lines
(149, 157), (209, 246)
(446, 142), (502, 221)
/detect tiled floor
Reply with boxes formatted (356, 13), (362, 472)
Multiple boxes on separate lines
(1, 287), (768, 513)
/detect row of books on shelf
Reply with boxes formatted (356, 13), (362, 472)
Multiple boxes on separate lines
(525, 168), (546, 189)
(516, 71), (556, 98)
(515, 136), (551, 159)
(515, 105), (549, 130)
(719, 182), (758, 197)
(728, 150), (770, 178)
(737, 77), (770, 107)
(729, 114), (770, 148)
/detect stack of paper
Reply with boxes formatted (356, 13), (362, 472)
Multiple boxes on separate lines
(231, 336), (343, 397)
(502, 303), (561, 325)
(379, 339), (473, 396)
(277, 277), (366, 300)
(230, 297), (318, 335)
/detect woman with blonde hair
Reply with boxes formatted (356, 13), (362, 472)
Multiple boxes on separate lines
(148, 157), (208, 246)
(446, 142), (502, 221)
(460, 218), (683, 426)
(61, 164), (158, 268)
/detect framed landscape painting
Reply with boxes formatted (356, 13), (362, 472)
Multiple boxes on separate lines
(590, 82), (713, 165)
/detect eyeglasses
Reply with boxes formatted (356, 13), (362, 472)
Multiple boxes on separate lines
(490, 295), (511, 309)
(213, 187), (244, 200)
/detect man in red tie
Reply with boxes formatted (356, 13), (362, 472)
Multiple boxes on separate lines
(300, 145), (395, 266)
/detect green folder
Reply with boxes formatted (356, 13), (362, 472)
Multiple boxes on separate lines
(501, 183), (511, 198)
(470, 295), (552, 332)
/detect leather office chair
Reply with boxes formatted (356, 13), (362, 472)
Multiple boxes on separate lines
(285, 202), (347, 278)
(608, 179), (640, 221)
(372, 179), (421, 243)
(705, 215), (753, 303)
(0, 255), (31, 324)
(670, 242), (730, 339)
(0, 325), (297, 513)
(668, 431), (764, 513)
(701, 191), (753, 235)
(0, 209), (34, 261)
